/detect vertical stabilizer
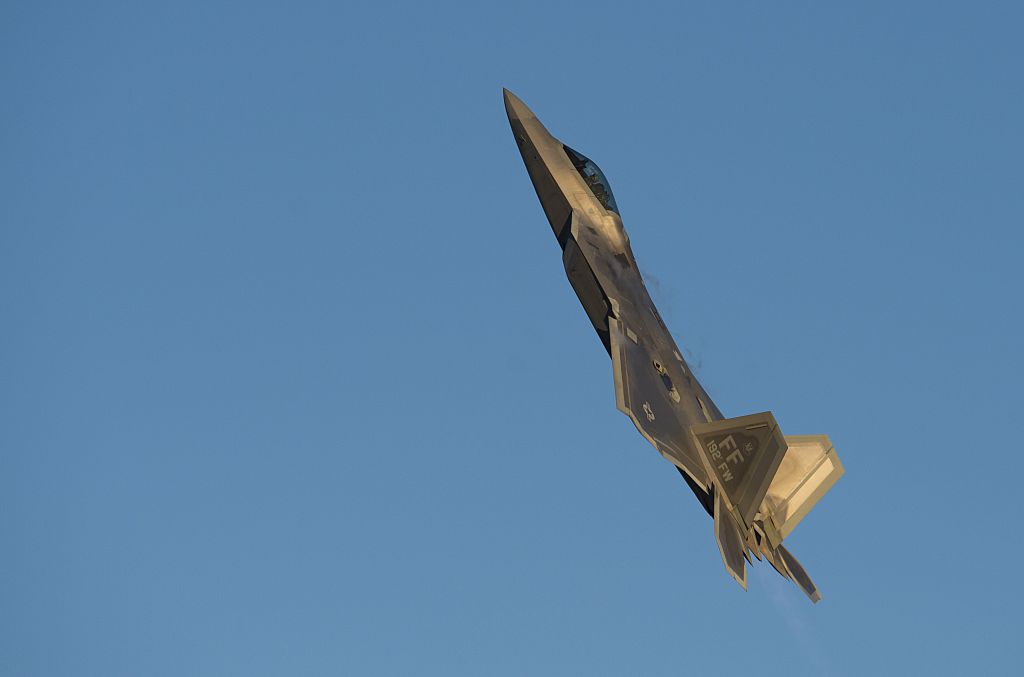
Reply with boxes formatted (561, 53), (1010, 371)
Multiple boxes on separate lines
(690, 412), (789, 529)
(761, 435), (844, 542)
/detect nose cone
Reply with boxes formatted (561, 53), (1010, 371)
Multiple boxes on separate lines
(503, 87), (536, 125)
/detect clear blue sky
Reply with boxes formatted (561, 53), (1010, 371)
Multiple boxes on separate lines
(3, 2), (1022, 675)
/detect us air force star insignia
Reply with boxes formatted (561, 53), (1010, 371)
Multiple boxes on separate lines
(642, 402), (655, 421)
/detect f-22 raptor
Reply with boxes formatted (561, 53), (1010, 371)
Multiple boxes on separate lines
(504, 89), (844, 602)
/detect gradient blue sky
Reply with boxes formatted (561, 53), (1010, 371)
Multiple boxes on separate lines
(3, 2), (1023, 675)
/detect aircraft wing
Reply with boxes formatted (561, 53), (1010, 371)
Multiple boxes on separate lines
(608, 316), (708, 488)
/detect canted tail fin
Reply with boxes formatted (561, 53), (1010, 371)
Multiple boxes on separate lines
(761, 435), (844, 543)
(689, 412), (843, 601)
(690, 412), (789, 532)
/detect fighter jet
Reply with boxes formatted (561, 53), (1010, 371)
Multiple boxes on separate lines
(503, 88), (844, 602)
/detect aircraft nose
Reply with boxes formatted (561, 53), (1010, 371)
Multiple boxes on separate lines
(502, 87), (534, 123)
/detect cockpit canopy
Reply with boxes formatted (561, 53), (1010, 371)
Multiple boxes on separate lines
(563, 145), (619, 215)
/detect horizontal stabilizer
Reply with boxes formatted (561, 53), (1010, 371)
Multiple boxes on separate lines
(758, 540), (822, 603)
(777, 544), (821, 603)
(713, 490), (747, 589)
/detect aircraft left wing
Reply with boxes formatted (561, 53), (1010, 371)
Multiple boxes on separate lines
(608, 317), (708, 488)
